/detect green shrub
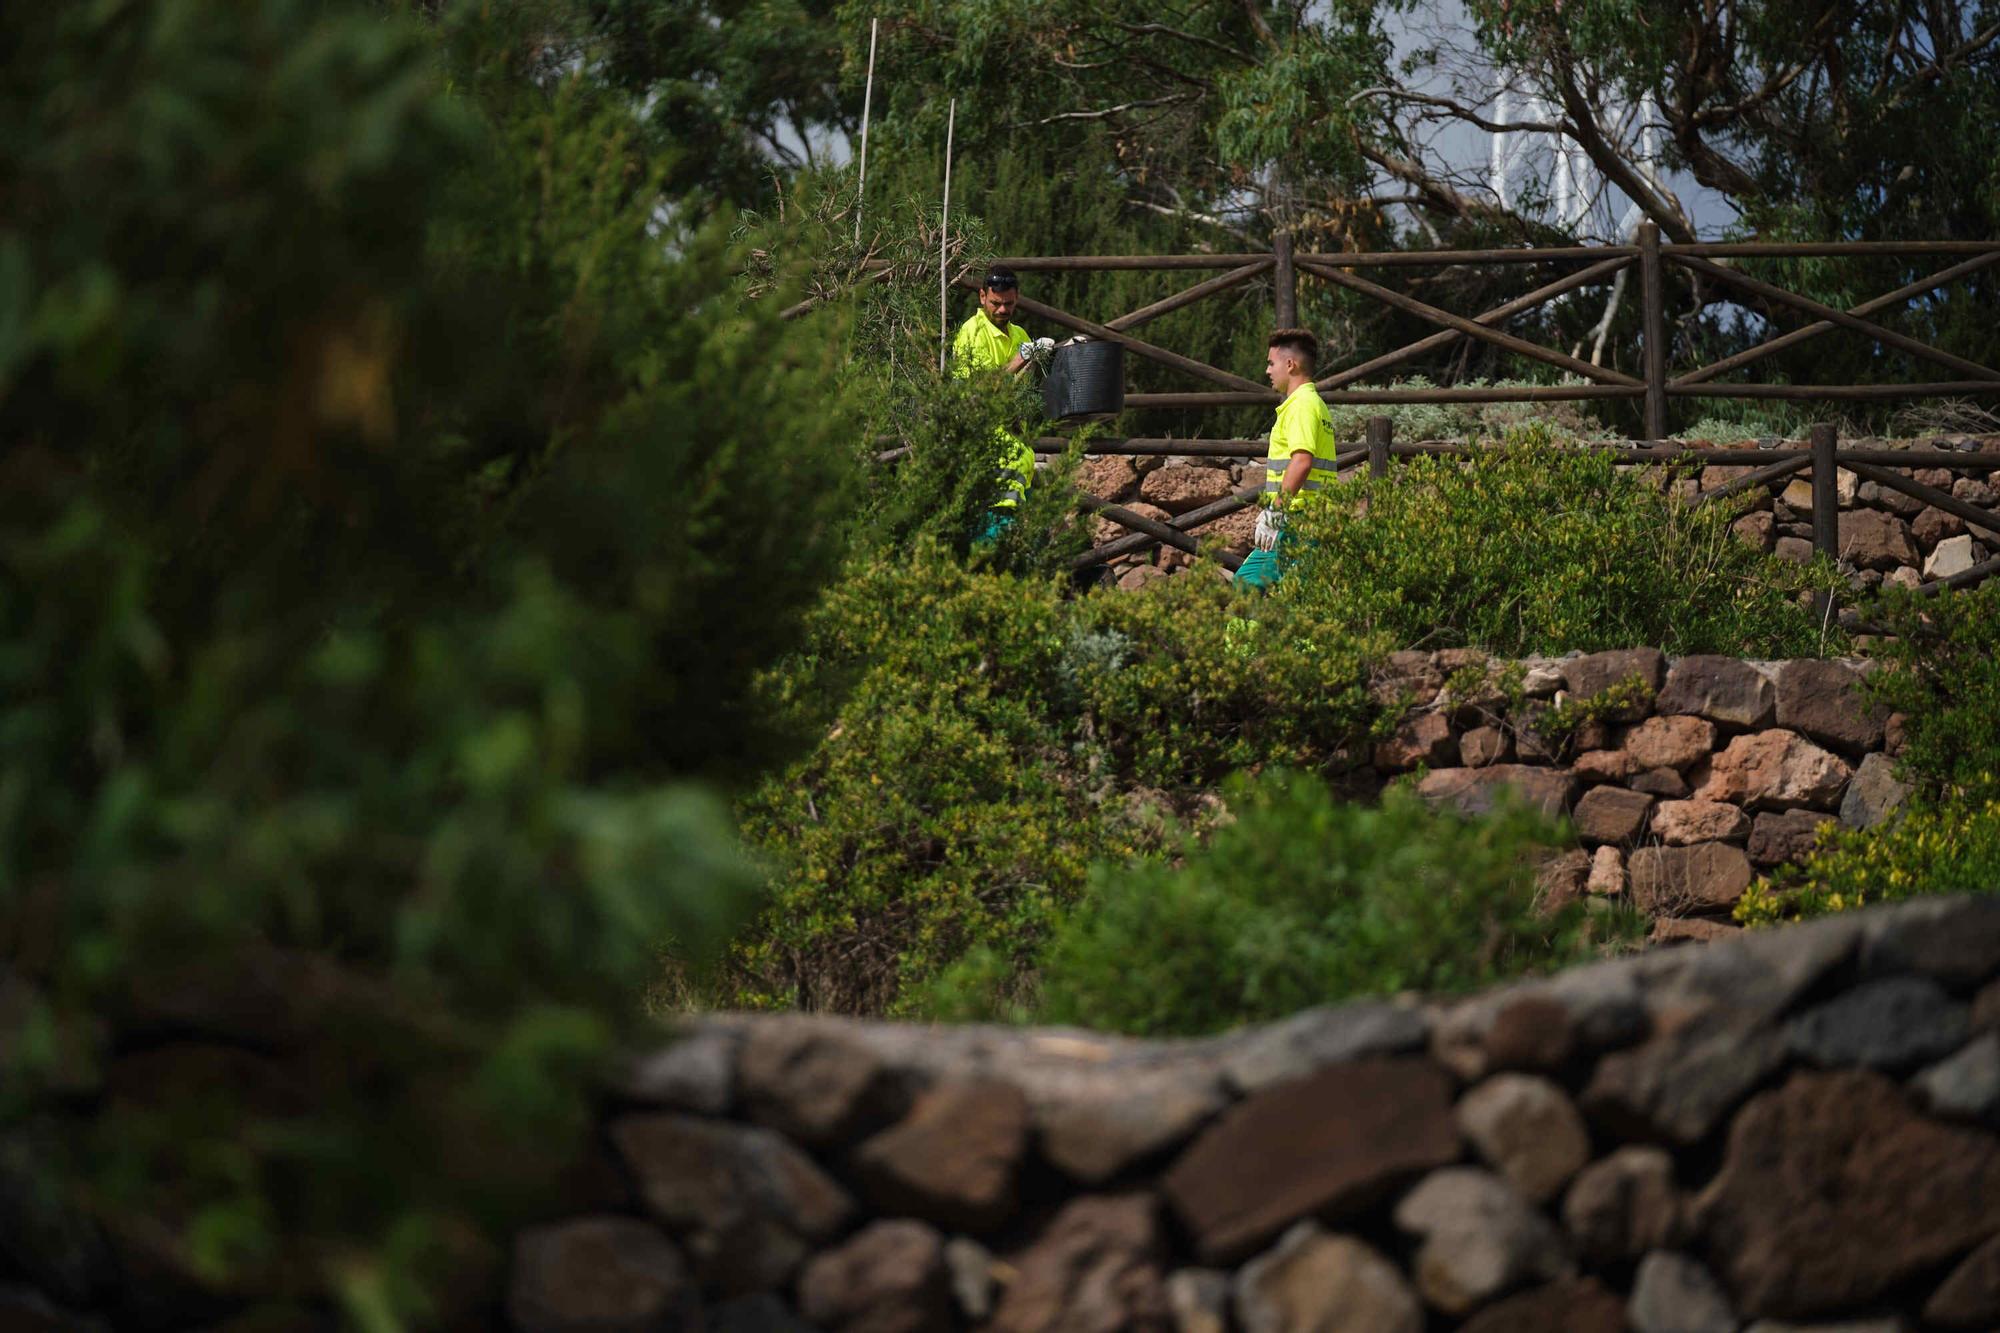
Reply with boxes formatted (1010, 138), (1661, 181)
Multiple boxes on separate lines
(1735, 797), (2000, 924)
(1067, 571), (1393, 787)
(725, 549), (1390, 1014)
(728, 549), (1113, 1014)
(1736, 581), (2000, 926)
(926, 772), (1638, 1036)
(1276, 430), (1842, 657)
(1860, 581), (2000, 803)
(1324, 378), (1612, 447)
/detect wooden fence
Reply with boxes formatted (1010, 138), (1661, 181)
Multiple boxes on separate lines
(969, 231), (2000, 606)
(983, 229), (2000, 435)
(813, 231), (2000, 605)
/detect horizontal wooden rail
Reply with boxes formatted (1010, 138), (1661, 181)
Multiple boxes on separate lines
(1843, 462), (2000, 541)
(1664, 381), (2000, 399)
(1674, 251), (2000, 387)
(1299, 259), (1643, 387)
(1670, 253), (2000, 384)
(1298, 247), (1637, 267)
(1105, 260), (1273, 333)
(1032, 437), (1269, 457)
(1126, 385), (1644, 409)
(1319, 254), (1633, 393)
(991, 255), (1266, 270)
(1661, 241), (2000, 258)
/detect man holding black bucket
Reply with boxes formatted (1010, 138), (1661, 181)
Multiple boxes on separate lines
(951, 265), (1051, 542)
(1236, 327), (1336, 591)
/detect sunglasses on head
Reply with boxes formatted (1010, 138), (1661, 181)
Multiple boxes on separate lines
(983, 275), (1018, 291)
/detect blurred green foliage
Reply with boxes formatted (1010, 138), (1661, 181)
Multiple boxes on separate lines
(1276, 430), (1845, 657)
(927, 772), (1638, 1036)
(1, 0), (863, 1323)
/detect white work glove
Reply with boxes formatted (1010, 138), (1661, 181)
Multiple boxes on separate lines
(1033, 336), (1055, 354)
(1253, 506), (1284, 551)
(1016, 340), (1036, 363)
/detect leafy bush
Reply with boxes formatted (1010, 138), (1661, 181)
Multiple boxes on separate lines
(1276, 430), (1842, 657)
(725, 549), (1390, 1013)
(1734, 797), (2000, 924)
(1323, 378), (1612, 446)
(927, 772), (1638, 1036)
(1860, 582), (2000, 804)
(1736, 582), (2000, 926)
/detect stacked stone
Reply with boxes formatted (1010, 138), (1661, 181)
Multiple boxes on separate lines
(1693, 436), (2000, 591)
(507, 898), (2000, 1331)
(1366, 647), (1913, 938)
(1075, 453), (1328, 590)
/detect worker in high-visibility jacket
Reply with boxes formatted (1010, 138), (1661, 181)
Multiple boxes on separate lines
(1236, 327), (1336, 591)
(951, 266), (1051, 542)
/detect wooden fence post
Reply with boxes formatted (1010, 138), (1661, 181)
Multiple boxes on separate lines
(1639, 221), (1667, 441)
(1273, 232), (1297, 328)
(1811, 422), (1839, 621)
(1367, 415), (1392, 477)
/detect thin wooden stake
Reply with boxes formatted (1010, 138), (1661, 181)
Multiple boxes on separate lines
(1811, 423), (1839, 623)
(1639, 221), (1667, 441)
(855, 19), (877, 245)
(1367, 416), (1391, 477)
(939, 97), (955, 375)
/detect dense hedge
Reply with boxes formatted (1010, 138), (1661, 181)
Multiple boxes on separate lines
(929, 772), (1637, 1036)
(1279, 428), (1841, 657)
(724, 548), (1393, 1014)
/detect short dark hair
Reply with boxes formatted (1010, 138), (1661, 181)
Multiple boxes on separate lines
(1268, 327), (1318, 371)
(982, 265), (1019, 291)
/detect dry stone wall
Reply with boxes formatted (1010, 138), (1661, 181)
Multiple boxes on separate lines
(1368, 647), (1909, 941)
(1084, 435), (2000, 591)
(507, 897), (2000, 1331)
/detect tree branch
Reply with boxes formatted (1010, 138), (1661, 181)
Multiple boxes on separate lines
(1012, 94), (1196, 127)
(1550, 53), (1697, 242)
(1112, 20), (1255, 65)
(1887, 14), (2000, 106)
(1240, 0), (1279, 53)
(1347, 85), (1565, 135)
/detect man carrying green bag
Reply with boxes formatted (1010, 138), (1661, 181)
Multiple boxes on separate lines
(1236, 327), (1336, 592)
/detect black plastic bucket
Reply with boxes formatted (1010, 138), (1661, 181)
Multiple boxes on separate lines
(1043, 340), (1125, 420)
